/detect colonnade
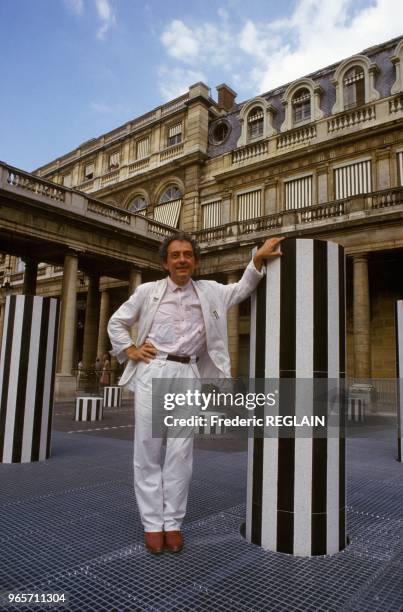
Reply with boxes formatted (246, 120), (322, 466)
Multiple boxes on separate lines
(0, 251), (374, 387)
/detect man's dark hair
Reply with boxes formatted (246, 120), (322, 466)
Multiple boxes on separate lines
(159, 231), (201, 262)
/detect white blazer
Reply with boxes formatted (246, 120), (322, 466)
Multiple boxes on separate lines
(107, 259), (264, 386)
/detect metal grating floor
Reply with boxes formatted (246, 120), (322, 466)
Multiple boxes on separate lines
(0, 412), (402, 611)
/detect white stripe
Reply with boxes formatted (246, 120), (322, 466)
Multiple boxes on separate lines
(0, 297), (10, 406)
(294, 240), (314, 556)
(261, 258), (281, 549)
(21, 298), (43, 462)
(39, 299), (57, 460)
(3, 297), (24, 462)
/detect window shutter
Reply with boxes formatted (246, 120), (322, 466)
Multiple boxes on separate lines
(202, 200), (222, 229)
(237, 190), (262, 221)
(285, 176), (313, 210)
(334, 160), (372, 199)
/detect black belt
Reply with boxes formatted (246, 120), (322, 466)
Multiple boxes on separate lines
(166, 354), (199, 364)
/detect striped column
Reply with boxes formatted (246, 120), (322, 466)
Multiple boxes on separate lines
(396, 300), (403, 462)
(75, 397), (103, 421)
(198, 411), (226, 435)
(247, 238), (346, 556)
(103, 386), (122, 408)
(347, 398), (365, 422)
(0, 295), (60, 463)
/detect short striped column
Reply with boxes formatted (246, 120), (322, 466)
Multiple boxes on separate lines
(75, 397), (103, 421)
(0, 295), (60, 463)
(247, 238), (346, 556)
(198, 411), (226, 435)
(396, 300), (403, 462)
(103, 386), (122, 408)
(347, 398), (365, 422)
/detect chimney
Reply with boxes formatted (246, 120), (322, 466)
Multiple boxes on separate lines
(216, 84), (237, 111)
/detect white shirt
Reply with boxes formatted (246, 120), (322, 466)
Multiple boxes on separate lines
(146, 277), (206, 357)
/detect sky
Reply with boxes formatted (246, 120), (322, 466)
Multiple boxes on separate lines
(0, 0), (402, 171)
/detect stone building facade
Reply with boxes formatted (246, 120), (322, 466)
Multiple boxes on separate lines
(1, 36), (403, 396)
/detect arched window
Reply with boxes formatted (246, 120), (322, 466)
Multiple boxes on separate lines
(128, 196), (147, 213)
(292, 88), (311, 123)
(247, 107), (264, 140)
(159, 185), (182, 203)
(343, 66), (365, 109)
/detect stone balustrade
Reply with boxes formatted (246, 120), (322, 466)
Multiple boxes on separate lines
(6, 169), (65, 202)
(100, 169), (120, 186)
(128, 158), (150, 174)
(232, 140), (269, 164)
(327, 104), (376, 133)
(276, 125), (317, 149)
(160, 142), (184, 162)
(389, 95), (403, 114)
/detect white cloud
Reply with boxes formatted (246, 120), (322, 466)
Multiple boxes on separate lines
(64, 0), (84, 15)
(160, 0), (403, 96)
(94, 0), (116, 39)
(158, 67), (207, 101)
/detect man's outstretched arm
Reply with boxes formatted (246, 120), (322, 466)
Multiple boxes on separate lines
(253, 236), (284, 271)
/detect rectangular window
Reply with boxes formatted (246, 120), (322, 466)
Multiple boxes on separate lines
(237, 190), (262, 221)
(62, 174), (72, 188)
(334, 160), (372, 199)
(398, 152), (403, 186)
(202, 200), (222, 229)
(285, 175), (313, 210)
(84, 162), (94, 180)
(109, 151), (120, 170)
(167, 123), (182, 147)
(136, 137), (149, 159)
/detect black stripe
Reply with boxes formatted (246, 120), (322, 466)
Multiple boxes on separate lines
(0, 297), (16, 461)
(46, 299), (60, 459)
(311, 241), (328, 555)
(339, 377), (346, 549)
(277, 239), (296, 554)
(31, 298), (50, 461)
(279, 239), (296, 377)
(395, 303), (402, 460)
(13, 296), (34, 462)
(313, 241), (328, 376)
(251, 276), (267, 546)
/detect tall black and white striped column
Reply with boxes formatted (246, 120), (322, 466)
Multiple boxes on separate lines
(0, 295), (60, 463)
(247, 239), (346, 556)
(396, 300), (403, 462)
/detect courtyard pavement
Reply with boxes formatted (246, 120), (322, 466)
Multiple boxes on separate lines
(0, 399), (401, 611)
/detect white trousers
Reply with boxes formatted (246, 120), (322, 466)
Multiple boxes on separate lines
(132, 358), (199, 532)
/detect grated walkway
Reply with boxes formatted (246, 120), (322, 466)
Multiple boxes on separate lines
(0, 409), (401, 611)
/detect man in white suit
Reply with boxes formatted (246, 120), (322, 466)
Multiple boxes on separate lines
(108, 231), (283, 554)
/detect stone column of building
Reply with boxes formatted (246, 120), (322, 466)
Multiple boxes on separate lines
(96, 289), (110, 363)
(353, 255), (371, 379)
(57, 252), (78, 375)
(82, 275), (101, 368)
(21, 257), (38, 295)
(227, 271), (240, 377)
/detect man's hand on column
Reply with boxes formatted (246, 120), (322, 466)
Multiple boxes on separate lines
(125, 341), (157, 363)
(253, 237), (285, 271)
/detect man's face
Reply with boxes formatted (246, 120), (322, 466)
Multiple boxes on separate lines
(162, 240), (198, 286)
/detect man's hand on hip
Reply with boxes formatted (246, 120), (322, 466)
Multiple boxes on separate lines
(253, 236), (285, 271)
(125, 341), (157, 363)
